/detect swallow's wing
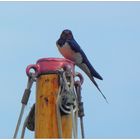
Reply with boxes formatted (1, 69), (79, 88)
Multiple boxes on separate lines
(67, 39), (103, 80)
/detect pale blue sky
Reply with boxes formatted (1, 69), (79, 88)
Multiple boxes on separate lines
(0, 1), (140, 138)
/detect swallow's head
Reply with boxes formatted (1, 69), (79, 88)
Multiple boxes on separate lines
(60, 29), (74, 40)
(57, 29), (74, 46)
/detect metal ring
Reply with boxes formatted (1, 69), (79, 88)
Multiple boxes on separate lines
(26, 64), (40, 77)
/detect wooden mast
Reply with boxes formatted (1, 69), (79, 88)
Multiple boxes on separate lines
(28, 58), (75, 138)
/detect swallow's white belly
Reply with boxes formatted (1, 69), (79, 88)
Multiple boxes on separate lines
(57, 42), (83, 64)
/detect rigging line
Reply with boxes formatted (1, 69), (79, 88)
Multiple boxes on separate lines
(75, 80), (85, 139)
(21, 116), (28, 138)
(13, 105), (25, 138)
(13, 76), (35, 138)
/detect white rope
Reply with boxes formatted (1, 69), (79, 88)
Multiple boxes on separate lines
(70, 73), (78, 139)
(63, 71), (78, 138)
(56, 76), (63, 138)
(71, 105), (78, 139)
(56, 70), (78, 139)
(62, 72), (70, 91)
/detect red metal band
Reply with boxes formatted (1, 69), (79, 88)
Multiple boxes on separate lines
(26, 58), (75, 77)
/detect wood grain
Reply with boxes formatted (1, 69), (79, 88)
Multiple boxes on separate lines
(35, 74), (72, 138)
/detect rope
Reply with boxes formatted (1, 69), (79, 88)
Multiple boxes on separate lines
(62, 72), (70, 91)
(61, 70), (78, 138)
(70, 73), (78, 139)
(56, 81), (63, 138)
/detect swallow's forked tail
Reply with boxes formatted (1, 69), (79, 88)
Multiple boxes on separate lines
(91, 77), (108, 103)
(77, 63), (107, 103)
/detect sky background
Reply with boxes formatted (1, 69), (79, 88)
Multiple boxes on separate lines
(0, 1), (140, 138)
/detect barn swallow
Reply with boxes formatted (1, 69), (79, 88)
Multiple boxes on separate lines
(56, 29), (107, 103)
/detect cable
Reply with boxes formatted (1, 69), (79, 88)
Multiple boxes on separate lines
(21, 116), (28, 138)
(13, 75), (35, 139)
(13, 105), (25, 138)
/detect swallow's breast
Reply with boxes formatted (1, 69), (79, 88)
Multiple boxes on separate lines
(57, 42), (83, 64)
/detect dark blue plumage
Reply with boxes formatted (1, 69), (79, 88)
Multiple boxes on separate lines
(56, 29), (107, 102)
(67, 39), (103, 80)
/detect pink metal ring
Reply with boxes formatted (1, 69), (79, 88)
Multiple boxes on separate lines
(26, 64), (40, 77)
